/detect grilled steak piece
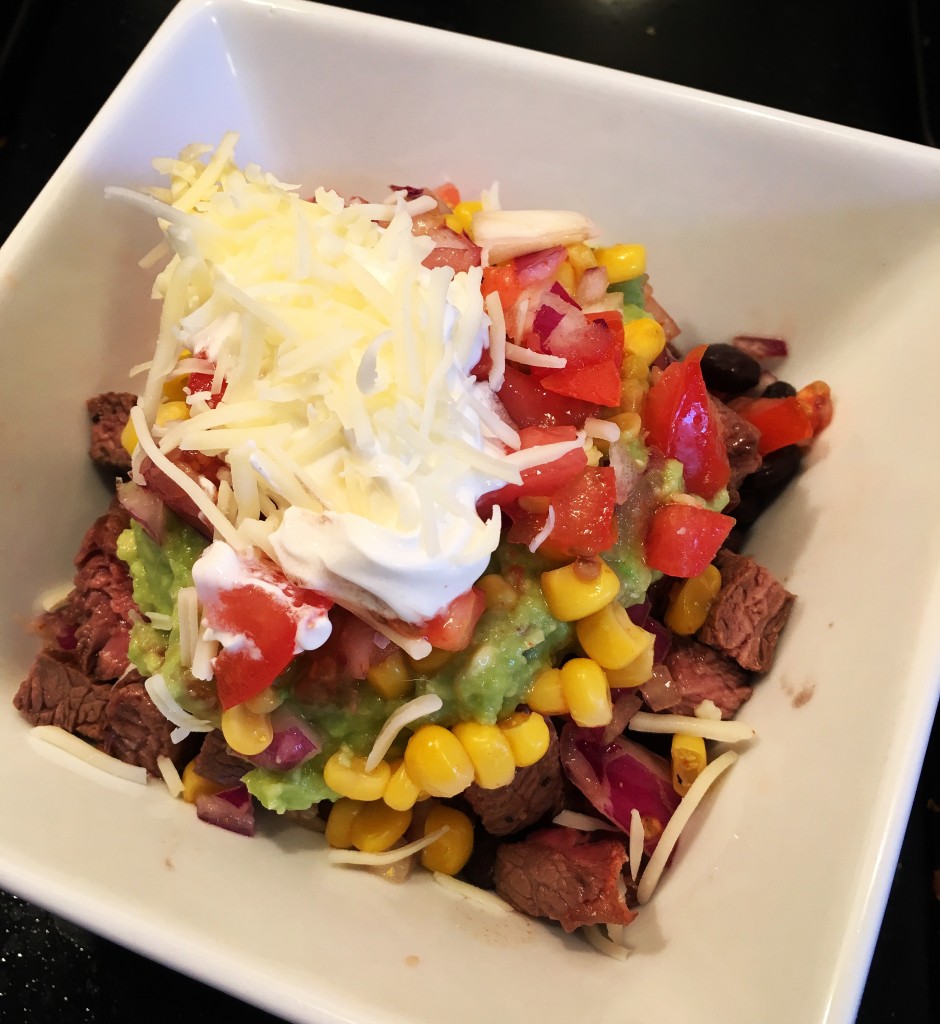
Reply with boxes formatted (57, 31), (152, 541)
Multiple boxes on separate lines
(712, 397), (762, 498)
(87, 391), (136, 476)
(13, 650), (112, 742)
(698, 549), (795, 673)
(102, 671), (193, 774)
(192, 729), (252, 788)
(494, 827), (636, 932)
(664, 637), (753, 719)
(465, 720), (564, 835)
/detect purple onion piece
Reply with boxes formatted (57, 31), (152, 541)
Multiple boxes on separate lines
(248, 709), (321, 772)
(196, 784), (255, 837)
(560, 724), (680, 855)
(640, 664), (681, 712)
(116, 479), (167, 544)
(532, 303), (564, 342)
(549, 280), (580, 309)
(732, 334), (789, 362)
(601, 690), (643, 744)
(575, 265), (609, 306)
(513, 245), (567, 286)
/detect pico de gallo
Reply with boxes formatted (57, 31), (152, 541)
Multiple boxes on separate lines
(18, 136), (833, 952)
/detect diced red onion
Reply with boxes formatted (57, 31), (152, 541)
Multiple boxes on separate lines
(608, 441), (640, 503)
(116, 479), (167, 544)
(248, 708), (321, 772)
(560, 725), (680, 855)
(513, 246), (567, 287)
(196, 784), (255, 837)
(575, 265), (609, 306)
(640, 664), (680, 712)
(549, 280), (580, 309)
(602, 690), (643, 744)
(532, 303), (564, 341)
(732, 334), (789, 361)
(626, 604), (671, 664)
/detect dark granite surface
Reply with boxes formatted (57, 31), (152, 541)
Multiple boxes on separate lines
(1, 1), (937, 1021)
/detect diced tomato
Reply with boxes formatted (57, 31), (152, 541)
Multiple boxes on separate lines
(482, 264), (524, 311)
(540, 359), (622, 406)
(644, 503), (734, 578)
(470, 348), (493, 381)
(478, 425), (588, 513)
(421, 226), (482, 272)
(187, 372), (226, 409)
(795, 380), (833, 436)
(413, 587), (487, 652)
(432, 182), (461, 207)
(731, 395), (813, 455)
(507, 466), (618, 559)
(497, 366), (602, 429)
(208, 585), (300, 709)
(538, 306), (622, 370)
(642, 358), (730, 500)
(584, 310), (625, 369)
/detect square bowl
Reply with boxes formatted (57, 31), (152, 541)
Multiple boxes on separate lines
(2, 1), (939, 1021)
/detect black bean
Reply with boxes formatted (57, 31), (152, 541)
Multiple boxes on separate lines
(699, 343), (762, 395)
(747, 444), (803, 497)
(761, 380), (797, 398)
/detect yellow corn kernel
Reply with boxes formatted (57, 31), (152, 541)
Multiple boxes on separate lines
(404, 725), (475, 798)
(607, 411), (642, 442)
(540, 558), (621, 622)
(120, 416), (139, 456)
(221, 703), (274, 756)
(421, 805), (475, 876)
(671, 733), (707, 796)
(593, 243), (646, 284)
(566, 242), (598, 276)
(323, 749), (391, 801)
(621, 351), (650, 384)
(383, 758), (423, 811)
(555, 260), (576, 296)
(498, 711), (550, 768)
(477, 573), (518, 612)
(620, 379), (647, 414)
(155, 400), (190, 426)
(576, 602), (655, 670)
(451, 721), (516, 790)
(366, 649), (414, 700)
(560, 658), (612, 728)
(406, 647), (455, 675)
(605, 636), (655, 688)
(162, 375), (189, 402)
(325, 798), (364, 849)
(348, 800), (413, 853)
(664, 564), (723, 636)
(624, 317), (667, 366)
(243, 686), (282, 714)
(181, 760), (226, 804)
(526, 667), (568, 716)
(445, 199), (483, 235)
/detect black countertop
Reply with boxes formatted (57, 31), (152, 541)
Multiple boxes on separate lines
(1, 2), (937, 1021)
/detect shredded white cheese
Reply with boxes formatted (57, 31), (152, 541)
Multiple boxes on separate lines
(582, 924), (631, 961)
(328, 825), (448, 866)
(144, 673), (215, 738)
(502, 342), (567, 369)
(584, 417), (621, 443)
(552, 810), (612, 832)
(156, 754), (184, 798)
(364, 693), (444, 772)
(636, 750), (739, 904)
(30, 726), (149, 785)
(432, 872), (514, 913)
(484, 290), (507, 392)
(628, 807), (644, 882)
(694, 699), (723, 720)
(628, 711), (755, 744)
(527, 505), (555, 553)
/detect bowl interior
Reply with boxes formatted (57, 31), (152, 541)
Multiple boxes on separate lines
(2, 2), (940, 1023)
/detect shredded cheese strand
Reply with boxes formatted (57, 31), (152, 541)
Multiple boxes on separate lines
(553, 810), (613, 832)
(156, 755), (184, 798)
(628, 711), (755, 744)
(432, 872), (514, 913)
(636, 750), (739, 904)
(582, 924), (631, 961)
(628, 807), (644, 882)
(365, 694), (444, 772)
(30, 726), (149, 785)
(328, 825), (449, 866)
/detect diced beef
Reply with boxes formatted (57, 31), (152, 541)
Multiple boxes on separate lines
(13, 650), (113, 742)
(664, 637), (753, 719)
(87, 391), (136, 476)
(494, 826), (636, 932)
(101, 671), (195, 774)
(192, 729), (252, 788)
(65, 500), (137, 681)
(712, 397), (762, 493)
(140, 450), (224, 538)
(464, 720), (564, 835)
(698, 549), (795, 672)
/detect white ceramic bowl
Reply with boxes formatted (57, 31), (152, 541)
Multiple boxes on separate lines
(2, 1), (939, 1022)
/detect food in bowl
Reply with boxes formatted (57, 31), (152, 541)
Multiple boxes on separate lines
(13, 134), (832, 953)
